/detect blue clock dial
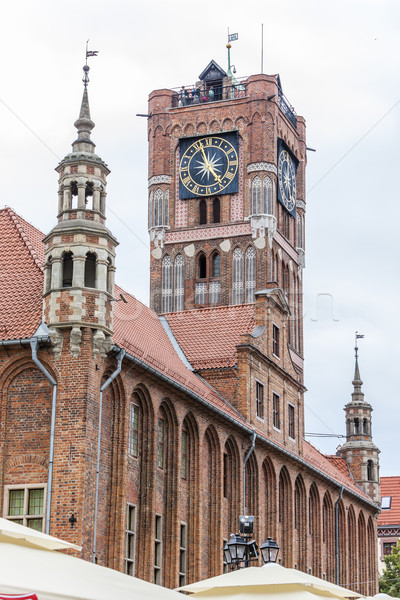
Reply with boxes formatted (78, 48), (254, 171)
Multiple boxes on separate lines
(278, 149), (296, 213)
(179, 134), (239, 198)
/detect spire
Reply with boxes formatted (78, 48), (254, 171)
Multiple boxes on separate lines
(72, 64), (95, 153)
(352, 332), (365, 402)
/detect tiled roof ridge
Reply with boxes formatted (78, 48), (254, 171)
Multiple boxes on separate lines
(3, 207), (44, 273)
(380, 476), (400, 481)
(163, 303), (255, 317)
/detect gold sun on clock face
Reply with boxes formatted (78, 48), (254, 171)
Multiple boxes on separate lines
(179, 135), (239, 198)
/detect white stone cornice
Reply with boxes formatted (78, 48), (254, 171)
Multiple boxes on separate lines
(148, 175), (171, 186)
(247, 162), (277, 175)
(297, 200), (306, 211)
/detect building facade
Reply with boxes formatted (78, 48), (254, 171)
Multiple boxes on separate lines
(0, 57), (380, 595)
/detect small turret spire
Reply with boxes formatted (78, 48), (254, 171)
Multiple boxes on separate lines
(353, 332), (364, 390)
(72, 42), (99, 153)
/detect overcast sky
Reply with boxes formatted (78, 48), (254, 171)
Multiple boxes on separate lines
(1, 0), (398, 477)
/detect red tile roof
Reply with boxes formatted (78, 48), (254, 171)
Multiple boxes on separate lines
(378, 477), (400, 526)
(0, 208), (45, 340)
(113, 286), (248, 424)
(163, 304), (256, 369)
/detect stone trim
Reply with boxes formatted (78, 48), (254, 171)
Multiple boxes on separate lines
(247, 162), (277, 175)
(148, 175), (171, 186)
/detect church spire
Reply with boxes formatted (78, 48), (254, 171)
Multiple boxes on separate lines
(352, 332), (365, 402)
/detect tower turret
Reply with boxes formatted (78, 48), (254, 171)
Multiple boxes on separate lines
(337, 335), (380, 502)
(43, 60), (118, 360)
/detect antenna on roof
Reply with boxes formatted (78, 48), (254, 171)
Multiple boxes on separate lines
(261, 23), (264, 74)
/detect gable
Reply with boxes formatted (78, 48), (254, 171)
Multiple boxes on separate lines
(199, 60), (227, 82)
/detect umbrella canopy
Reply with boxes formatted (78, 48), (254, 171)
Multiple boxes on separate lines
(0, 541), (182, 600)
(186, 589), (356, 600)
(0, 517), (80, 551)
(177, 563), (362, 599)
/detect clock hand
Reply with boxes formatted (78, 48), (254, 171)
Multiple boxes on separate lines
(200, 145), (222, 183)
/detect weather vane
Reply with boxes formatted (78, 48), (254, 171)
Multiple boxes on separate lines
(82, 40), (99, 89)
(354, 331), (365, 360)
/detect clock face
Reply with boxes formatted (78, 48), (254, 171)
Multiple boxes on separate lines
(179, 134), (239, 198)
(278, 149), (296, 213)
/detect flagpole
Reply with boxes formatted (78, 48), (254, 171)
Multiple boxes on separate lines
(261, 23), (264, 74)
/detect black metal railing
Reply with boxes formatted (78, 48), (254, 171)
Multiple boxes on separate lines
(278, 91), (297, 129)
(171, 81), (247, 108)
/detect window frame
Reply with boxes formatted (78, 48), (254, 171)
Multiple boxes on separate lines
(255, 379), (264, 420)
(288, 403), (295, 440)
(272, 392), (281, 430)
(154, 514), (162, 584)
(3, 484), (47, 532)
(128, 402), (139, 458)
(125, 503), (137, 576)
(272, 323), (280, 358)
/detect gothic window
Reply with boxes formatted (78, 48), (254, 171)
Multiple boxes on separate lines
(161, 255), (172, 313)
(157, 418), (165, 469)
(148, 191), (153, 228)
(128, 402), (139, 457)
(273, 393), (280, 429)
(212, 253), (220, 278)
(195, 282), (207, 305)
(174, 254), (184, 312)
(198, 253), (207, 279)
(163, 190), (169, 226)
(263, 176), (273, 214)
(251, 176), (262, 215)
(288, 404), (295, 439)
(181, 428), (188, 480)
(62, 252), (73, 287)
(154, 189), (163, 227)
(84, 252), (96, 288)
(212, 198), (220, 223)
(245, 246), (256, 303)
(232, 247), (243, 305)
(199, 199), (207, 224)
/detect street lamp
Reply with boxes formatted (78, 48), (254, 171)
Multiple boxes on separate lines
(223, 517), (279, 569)
(260, 537), (280, 564)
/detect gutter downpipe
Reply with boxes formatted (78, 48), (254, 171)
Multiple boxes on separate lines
(30, 338), (57, 535)
(243, 431), (256, 515)
(92, 348), (125, 563)
(335, 485), (344, 585)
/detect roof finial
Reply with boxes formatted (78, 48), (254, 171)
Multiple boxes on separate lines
(353, 331), (365, 390)
(82, 40), (99, 89)
(226, 29), (238, 78)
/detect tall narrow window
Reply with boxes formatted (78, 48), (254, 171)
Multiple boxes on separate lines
(125, 504), (136, 575)
(128, 403), (139, 457)
(273, 393), (280, 429)
(199, 199), (207, 224)
(163, 190), (169, 226)
(256, 381), (264, 419)
(174, 254), (184, 311)
(210, 253), (221, 304)
(367, 460), (374, 481)
(154, 515), (162, 584)
(213, 198), (220, 223)
(232, 247), (243, 305)
(198, 253), (207, 278)
(157, 418), (165, 469)
(154, 188), (163, 226)
(161, 255), (172, 313)
(251, 176), (262, 214)
(212, 253), (220, 277)
(245, 246), (256, 303)
(223, 453), (229, 498)
(179, 523), (187, 586)
(148, 191), (153, 228)
(84, 252), (96, 288)
(62, 252), (73, 287)
(288, 404), (295, 439)
(195, 282), (207, 304)
(181, 428), (188, 479)
(272, 324), (280, 357)
(263, 176), (273, 214)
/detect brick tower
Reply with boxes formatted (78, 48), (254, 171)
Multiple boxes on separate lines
(337, 337), (380, 503)
(147, 46), (306, 358)
(43, 62), (118, 360)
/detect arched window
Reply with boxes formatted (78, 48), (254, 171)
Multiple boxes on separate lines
(363, 418), (368, 434)
(212, 198), (220, 223)
(232, 248), (243, 305)
(148, 191), (153, 228)
(85, 182), (93, 208)
(263, 176), (273, 214)
(70, 181), (78, 209)
(163, 190), (169, 226)
(198, 253), (207, 279)
(62, 252), (73, 287)
(367, 460), (374, 481)
(354, 417), (360, 435)
(161, 255), (172, 312)
(251, 176), (262, 215)
(154, 189), (163, 226)
(199, 199), (207, 225)
(84, 252), (96, 288)
(245, 246), (256, 303)
(174, 254), (184, 312)
(212, 253), (220, 278)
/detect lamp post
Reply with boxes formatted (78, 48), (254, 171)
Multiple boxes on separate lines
(223, 516), (280, 570)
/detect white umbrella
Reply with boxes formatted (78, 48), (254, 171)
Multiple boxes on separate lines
(0, 520), (181, 600)
(177, 563), (362, 599)
(0, 517), (80, 551)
